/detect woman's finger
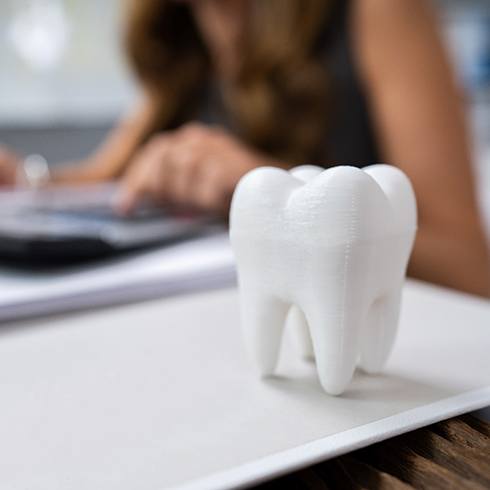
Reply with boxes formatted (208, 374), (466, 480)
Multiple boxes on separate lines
(169, 144), (201, 204)
(114, 166), (147, 214)
(115, 148), (156, 214)
(118, 136), (180, 213)
(192, 161), (228, 212)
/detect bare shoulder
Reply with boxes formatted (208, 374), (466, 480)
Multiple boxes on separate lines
(352, 0), (436, 40)
(350, 0), (453, 90)
(353, 0), (431, 21)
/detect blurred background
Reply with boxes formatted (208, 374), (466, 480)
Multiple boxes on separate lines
(0, 0), (489, 235)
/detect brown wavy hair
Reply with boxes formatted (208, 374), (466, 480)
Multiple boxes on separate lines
(125, 0), (333, 164)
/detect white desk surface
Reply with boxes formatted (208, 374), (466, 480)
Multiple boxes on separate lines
(0, 280), (488, 490)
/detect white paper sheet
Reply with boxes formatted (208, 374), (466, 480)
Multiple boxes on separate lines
(0, 280), (488, 489)
(0, 231), (235, 322)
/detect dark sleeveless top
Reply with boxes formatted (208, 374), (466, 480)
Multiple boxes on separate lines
(198, 0), (380, 168)
(321, 0), (380, 166)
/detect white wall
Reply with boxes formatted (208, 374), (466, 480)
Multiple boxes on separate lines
(0, 0), (135, 125)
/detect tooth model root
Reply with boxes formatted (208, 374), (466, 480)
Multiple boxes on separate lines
(359, 285), (403, 374)
(240, 292), (290, 376)
(230, 164), (417, 396)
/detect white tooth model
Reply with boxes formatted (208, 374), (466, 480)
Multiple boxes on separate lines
(229, 164), (417, 395)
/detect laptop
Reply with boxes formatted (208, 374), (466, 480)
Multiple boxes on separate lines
(0, 183), (218, 264)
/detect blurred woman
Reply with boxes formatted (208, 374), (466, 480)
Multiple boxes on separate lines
(0, 0), (489, 296)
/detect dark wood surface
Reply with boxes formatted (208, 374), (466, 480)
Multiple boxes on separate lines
(253, 415), (490, 489)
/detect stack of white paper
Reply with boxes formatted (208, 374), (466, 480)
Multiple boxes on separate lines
(0, 232), (235, 322)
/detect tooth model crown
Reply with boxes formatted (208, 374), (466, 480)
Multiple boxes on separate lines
(229, 164), (417, 395)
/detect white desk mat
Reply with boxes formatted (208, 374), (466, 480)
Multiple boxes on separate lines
(0, 280), (488, 490)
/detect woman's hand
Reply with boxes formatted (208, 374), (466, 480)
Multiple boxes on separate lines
(116, 123), (281, 215)
(0, 145), (21, 186)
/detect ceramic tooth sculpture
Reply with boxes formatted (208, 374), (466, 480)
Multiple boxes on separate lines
(229, 164), (417, 395)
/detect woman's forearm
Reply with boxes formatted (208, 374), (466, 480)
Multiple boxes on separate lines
(409, 224), (490, 297)
(50, 158), (116, 184)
